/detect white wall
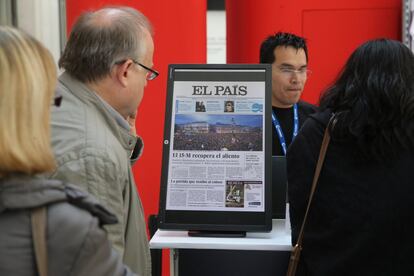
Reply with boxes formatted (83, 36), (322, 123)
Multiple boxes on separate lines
(207, 10), (226, 64)
(16, 0), (62, 65)
(0, 0), (14, 25)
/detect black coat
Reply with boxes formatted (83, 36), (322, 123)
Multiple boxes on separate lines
(287, 110), (414, 276)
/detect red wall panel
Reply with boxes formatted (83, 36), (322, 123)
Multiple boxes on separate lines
(302, 8), (400, 103)
(226, 0), (401, 104)
(65, 1), (207, 276)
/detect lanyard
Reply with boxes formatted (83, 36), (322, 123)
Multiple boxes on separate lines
(271, 103), (299, 155)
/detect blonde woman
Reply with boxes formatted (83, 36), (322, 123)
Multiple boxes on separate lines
(0, 26), (135, 276)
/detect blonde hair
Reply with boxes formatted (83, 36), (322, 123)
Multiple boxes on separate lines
(0, 26), (57, 177)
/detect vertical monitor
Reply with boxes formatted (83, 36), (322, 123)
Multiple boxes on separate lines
(158, 64), (272, 232)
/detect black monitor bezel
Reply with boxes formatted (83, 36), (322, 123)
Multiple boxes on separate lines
(158, 64), (273, 232)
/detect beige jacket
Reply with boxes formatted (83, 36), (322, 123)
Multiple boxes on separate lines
(51, 72), (151, 276)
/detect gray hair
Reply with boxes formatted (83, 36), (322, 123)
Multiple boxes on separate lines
(59, 7), (153, 83)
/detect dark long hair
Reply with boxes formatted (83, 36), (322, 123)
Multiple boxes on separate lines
(320, 39), (414, 161)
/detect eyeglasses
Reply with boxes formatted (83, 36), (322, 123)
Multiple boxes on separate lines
(276, 67), (312, 78)
(53, 96), (63, 107)
(115, 59), (159, 81)
(52, 95), (62, 107)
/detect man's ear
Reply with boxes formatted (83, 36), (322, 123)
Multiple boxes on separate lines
(113, 60), (133, 87)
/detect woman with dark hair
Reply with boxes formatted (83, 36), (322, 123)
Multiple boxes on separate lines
(287, 39), (414, 275)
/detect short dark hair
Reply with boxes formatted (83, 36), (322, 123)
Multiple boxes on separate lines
(320, 39), (414, 161)
(59, 7), (152, 83)
(259, 32), (308, 64)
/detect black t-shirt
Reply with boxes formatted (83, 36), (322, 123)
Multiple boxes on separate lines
(271, 100), (317, 156)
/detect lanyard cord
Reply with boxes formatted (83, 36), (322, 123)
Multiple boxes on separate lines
(271, 103), (299, 155)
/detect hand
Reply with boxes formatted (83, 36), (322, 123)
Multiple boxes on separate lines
(127, 113), (137, 137)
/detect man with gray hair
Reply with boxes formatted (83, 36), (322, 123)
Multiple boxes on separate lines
(51, 6), (158, 276)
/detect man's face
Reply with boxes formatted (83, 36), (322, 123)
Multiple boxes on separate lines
(271, 46), (308, 108)
(126, 29), (155, 115)
(225, 102), (233, 112)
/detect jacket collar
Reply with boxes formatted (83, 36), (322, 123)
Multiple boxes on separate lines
(59, 72), (138, 154)
(309, 108), (332, 126)
(0, 174), (118, 225)
(0, 175), (67, 213)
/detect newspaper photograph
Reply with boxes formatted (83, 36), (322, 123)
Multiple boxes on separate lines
(166, 80), (266, 212)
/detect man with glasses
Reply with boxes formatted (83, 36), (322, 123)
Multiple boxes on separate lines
(50, 6), (157, 276)
(260, 32), (317, 156)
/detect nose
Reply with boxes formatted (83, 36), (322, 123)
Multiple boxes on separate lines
(291, 74), (299, 83)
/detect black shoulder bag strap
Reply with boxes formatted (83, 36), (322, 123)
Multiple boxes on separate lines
(31, 206), (48, 276)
